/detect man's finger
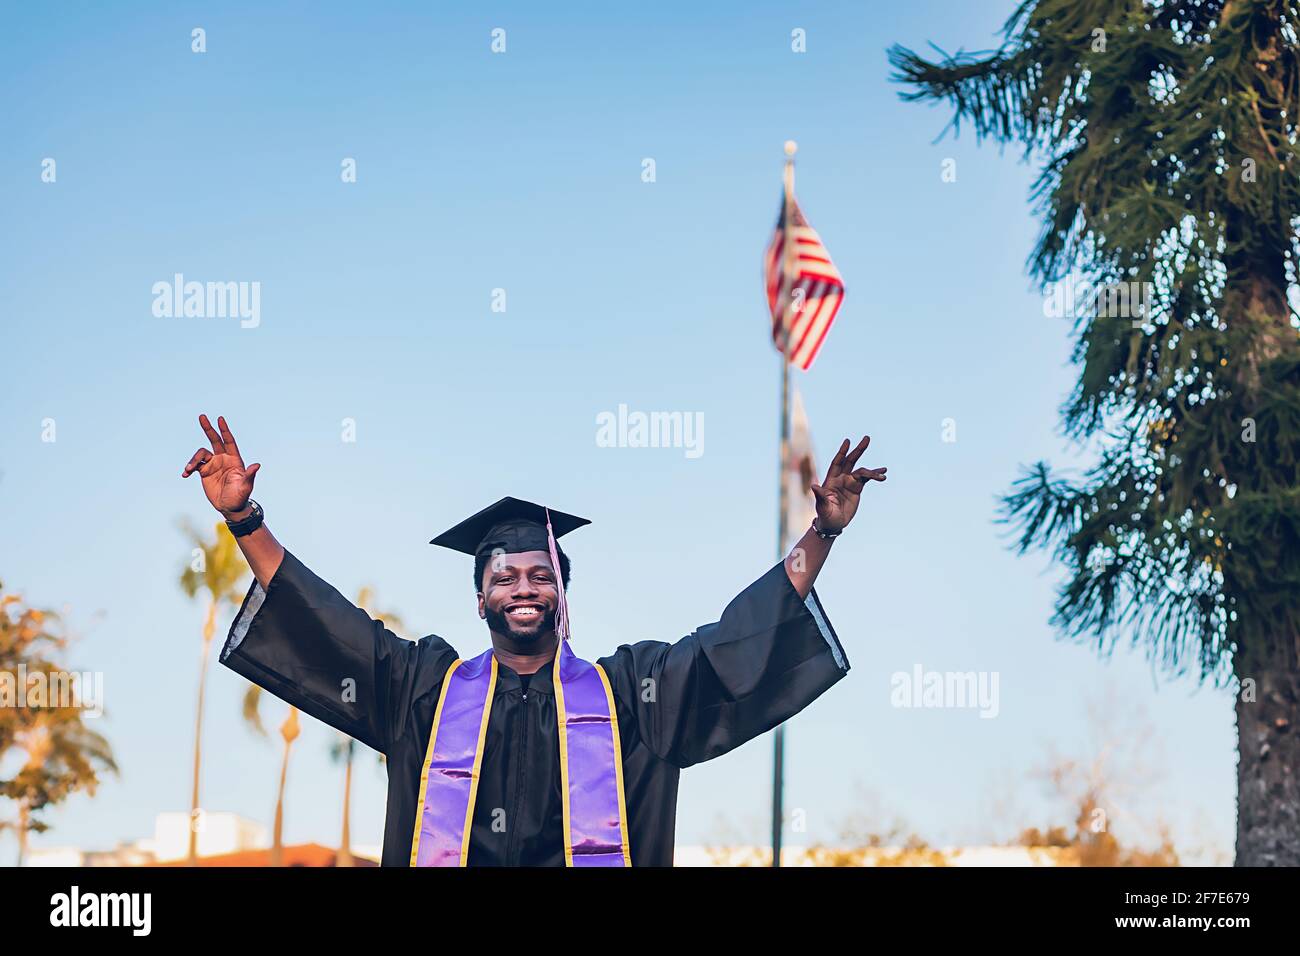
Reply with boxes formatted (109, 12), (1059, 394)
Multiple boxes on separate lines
(217, 416), (241, 460)
(853, 467), (887, 482)
(824, 438), (850, 482)
(198, 456), (222, 478)
(182, 448), (211, 477)
(199, 414), (226, 455)
(845, 436), (871, 469)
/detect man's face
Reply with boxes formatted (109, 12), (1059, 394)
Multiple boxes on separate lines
(478, 549), (559, 644)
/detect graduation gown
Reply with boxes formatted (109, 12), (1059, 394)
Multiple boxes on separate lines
(219, 549), (849, 866)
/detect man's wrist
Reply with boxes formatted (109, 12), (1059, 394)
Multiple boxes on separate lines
(221, 503), (254, 521)
(812, 516), (844, 540)
(224, 499), (266, 537)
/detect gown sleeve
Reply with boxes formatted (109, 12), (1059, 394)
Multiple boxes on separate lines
(601, 560), (850, 769)
(218, 548), (454, 755)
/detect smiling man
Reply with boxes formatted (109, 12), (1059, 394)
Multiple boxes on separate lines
(183, 413), (886, 866)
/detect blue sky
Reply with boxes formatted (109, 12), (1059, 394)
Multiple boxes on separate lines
(1, 1), (1235, 863)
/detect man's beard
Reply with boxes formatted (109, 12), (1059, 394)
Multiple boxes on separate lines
(484, 605), (557, 644)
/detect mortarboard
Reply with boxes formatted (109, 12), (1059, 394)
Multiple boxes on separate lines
(430, 496), (589, 639)
(429, 496), (589, 556)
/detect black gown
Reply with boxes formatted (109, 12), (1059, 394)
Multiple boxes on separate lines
(219, 549), (850, 866)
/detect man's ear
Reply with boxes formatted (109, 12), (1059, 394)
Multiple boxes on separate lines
(476, 592), (486, 619)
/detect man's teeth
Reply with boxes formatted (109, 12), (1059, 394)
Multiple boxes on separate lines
(509, 607), (540, 617)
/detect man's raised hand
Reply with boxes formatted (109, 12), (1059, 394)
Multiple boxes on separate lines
(182, 414), (261, 517)
(809, 435), (887, 534)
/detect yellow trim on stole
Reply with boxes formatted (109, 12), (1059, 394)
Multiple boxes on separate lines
(459, 655), (498, 865)
(408, 656), (499, 867)
(553, 646), (632, 867)
(552, 650), (575, 867)
(413, 650), (628, 867)
(410, 657), (464, 866)
(595, 662), (633, 866)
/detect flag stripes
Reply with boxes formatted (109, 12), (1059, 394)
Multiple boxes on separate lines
(764, 195), (844, 370)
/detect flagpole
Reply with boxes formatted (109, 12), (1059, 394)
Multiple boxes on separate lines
(771, 139), (797, 869)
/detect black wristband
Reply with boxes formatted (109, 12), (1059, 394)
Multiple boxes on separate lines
(226, 499), (264, 537)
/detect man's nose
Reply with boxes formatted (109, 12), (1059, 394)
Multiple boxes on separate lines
(511, 578), (540, 598)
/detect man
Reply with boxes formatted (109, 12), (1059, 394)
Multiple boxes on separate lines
(182, 413), (886, 866)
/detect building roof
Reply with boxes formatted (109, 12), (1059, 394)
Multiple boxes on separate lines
(149, 843), (378, 867)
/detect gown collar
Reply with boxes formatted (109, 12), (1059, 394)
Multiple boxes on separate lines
(492, 656), (555, 696)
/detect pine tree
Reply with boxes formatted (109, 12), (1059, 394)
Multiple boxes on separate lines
(890, 0), (1300, 865)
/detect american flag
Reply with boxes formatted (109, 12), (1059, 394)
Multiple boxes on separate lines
(763, 193), (845, 370)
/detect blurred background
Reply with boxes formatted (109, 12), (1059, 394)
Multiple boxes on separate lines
(0, 1), (1241, 866)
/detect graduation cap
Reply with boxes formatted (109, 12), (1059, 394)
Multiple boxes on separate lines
(430, 496), (589, 640)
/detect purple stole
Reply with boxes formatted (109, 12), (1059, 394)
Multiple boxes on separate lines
(409, 640), (631, 866)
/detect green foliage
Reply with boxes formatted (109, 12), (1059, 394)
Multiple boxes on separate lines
(0, 583), (117, 846)
(177, 519), (248, 608)
(891, 0), (1300, 682)
(242, 683), (266, 736)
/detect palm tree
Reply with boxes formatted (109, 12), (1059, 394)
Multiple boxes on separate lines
(890, 0), (1300, 864)
(270, 707), (300, 867)
(242, 681), (301, 867)
(7, 713), (116, 866)
(178, 520), (248, 865)
(0, 583), (116, 865)
(329, 735), (358, 867)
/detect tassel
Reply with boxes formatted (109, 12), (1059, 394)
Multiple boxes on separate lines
(544, 507), (570, 641)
